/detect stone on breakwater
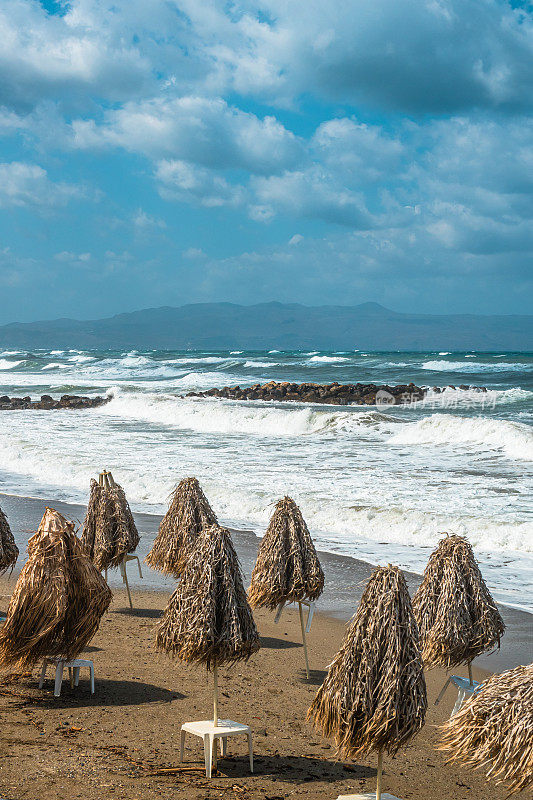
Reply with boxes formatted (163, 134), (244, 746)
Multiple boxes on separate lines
(0, 394), (109, 410)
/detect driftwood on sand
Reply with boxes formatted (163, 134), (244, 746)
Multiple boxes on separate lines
(308, 565), (427, 760)
(0, 508), (112, 669)
(440, 663), (533, 795)
(0, 505), (18, 574)
(156, 523), (259, 669)
(248, 497), (324, 610)
(412, 534), (505, 669)
(145, 477), (217, 578)
(82, 473), (140, 571)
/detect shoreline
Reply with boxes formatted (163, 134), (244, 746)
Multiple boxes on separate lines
(1, 491), (531, 674)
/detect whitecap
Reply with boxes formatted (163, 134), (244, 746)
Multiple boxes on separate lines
(41, 362), (69, 370)
(390, 413), (533, 461)
(0, 359), (23, 370)
(422, 359), (530, 373)
(308, 355), (349, 363)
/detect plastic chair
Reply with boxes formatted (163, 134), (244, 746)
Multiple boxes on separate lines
(274, 598), (315, 632)
(180, 719), (253, 779)
(104, 553), (143, 609)
(39, 657), (95, 697)
(435, 674), (482, 717)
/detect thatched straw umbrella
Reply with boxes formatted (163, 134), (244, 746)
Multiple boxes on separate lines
(156, 523), (259, 730)
(0, 505), (18, 575)
(0, 508), (112, 670)
(82, 470), (140, 608)
(146, 477), (217, 578)
(412, 534), (505, 681)
(248, 496), (324, 678)
(308, 565), (427, 800)
(440, 663), (533, 795)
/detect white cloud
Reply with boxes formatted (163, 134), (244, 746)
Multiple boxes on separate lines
(155, 160), (246, 208)
(0, 162), (89, 208)
(288, 234), (303, 245)
(71, 96), (303, 174)
(54, 251), (92, 263)
(133, 209), (167, 230)
(252, 167), (374, 227)
(182, 247), (206, 259)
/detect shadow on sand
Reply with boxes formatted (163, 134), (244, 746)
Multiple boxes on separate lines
(113, 607), (163, 619)
(259, 635), (302, 650)
(37, 678), (184, 708)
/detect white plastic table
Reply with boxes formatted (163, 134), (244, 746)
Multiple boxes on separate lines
(180, 719), (253, 779)
(39, 657), (95, 697)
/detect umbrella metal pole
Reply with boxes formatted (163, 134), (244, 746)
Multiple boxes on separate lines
(213, 662), (219, 727)
(298, 602), (310, 679)
(376, 750), (383, 800)
(468, 661), (473, 687)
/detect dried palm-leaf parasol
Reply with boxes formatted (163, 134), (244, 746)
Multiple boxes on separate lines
(248, 496), (324, 678)
(0, 508), (112, 670)
(440, 663), (533, 795)
(0, 505), (18, 575)
(412, 534), (504, 679)
(308, 565), (427, 800)
(146, 477), (217, 578)
(82, 471), (140, 607)
(157, 523), (259, 730)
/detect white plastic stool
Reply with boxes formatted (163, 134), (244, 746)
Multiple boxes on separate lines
(180, 719), (253, 779)
(435, 674), (482, 717)
(337, 794), (401, 799)
(274, 598), (316, 632)
(39, 657), (95, 697)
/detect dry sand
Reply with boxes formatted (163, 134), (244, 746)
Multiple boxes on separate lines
(0, 585), (514, 800)
(0, 492), (531, 800)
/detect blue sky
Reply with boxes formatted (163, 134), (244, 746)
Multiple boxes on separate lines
(0, 0), (531, 323)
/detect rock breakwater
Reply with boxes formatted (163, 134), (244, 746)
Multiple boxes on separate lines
(0, 394), (110, 410)
(186, 381), (487, 405)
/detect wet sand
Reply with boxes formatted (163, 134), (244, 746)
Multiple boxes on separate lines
(0, 492), (531, 800)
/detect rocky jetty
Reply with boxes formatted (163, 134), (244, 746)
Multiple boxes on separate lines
(0, 394), (110, 410)
(186, 381), (487, 405)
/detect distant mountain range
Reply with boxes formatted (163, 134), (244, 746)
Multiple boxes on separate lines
(0, 302), (531, 351)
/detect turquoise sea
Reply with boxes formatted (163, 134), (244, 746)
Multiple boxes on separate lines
(0, 348), (531, 610)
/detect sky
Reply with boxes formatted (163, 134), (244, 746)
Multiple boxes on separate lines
(0, 0), (531, 323)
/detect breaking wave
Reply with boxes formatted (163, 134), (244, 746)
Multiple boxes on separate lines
(390, 413), (533, 460)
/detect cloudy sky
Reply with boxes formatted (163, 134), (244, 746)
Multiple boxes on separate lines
(0, 0), (531, 322)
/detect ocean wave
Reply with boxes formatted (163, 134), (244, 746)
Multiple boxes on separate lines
(243, 360), (282, 368)
(167, 356), (235, 365)
(421, 386), (533, 407)
(422, 359), (531, 373)
(308, 355), (349, 363)
(98, 390), (395, 438)
(0, 359), (23, 370)
(390, 413), (533, 460)
(0, 350), (23, 356)
(68, 355), (96, 363)
(41, 363), (70, 370)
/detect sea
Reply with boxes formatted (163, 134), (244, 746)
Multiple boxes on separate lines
(0, 348), (531, 612)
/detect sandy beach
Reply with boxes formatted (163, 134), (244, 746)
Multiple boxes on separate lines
(0, 493), (531, 800)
